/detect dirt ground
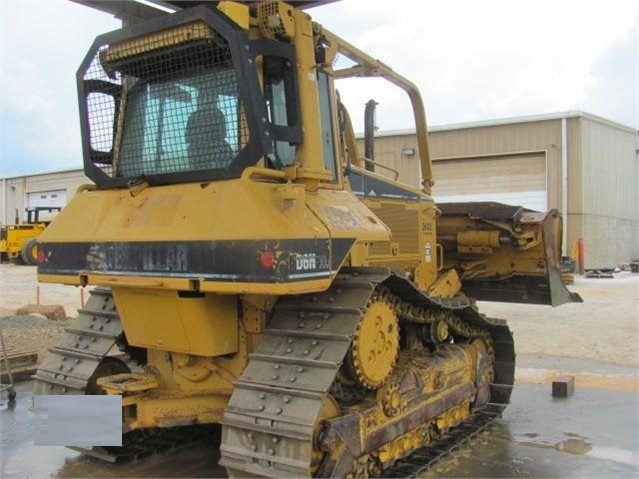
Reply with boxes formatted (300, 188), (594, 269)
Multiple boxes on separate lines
(0, 263), (86, 317)
(479, 272), (639, 367)
(0, 263), (637, 367)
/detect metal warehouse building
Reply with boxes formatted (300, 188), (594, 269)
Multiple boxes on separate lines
(1, 169), (89, 223)
(1, 111), (637, 268)
(356, 111), (638, 269)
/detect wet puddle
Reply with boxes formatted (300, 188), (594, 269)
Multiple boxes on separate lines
(588, 447), (639, 466)
(555, 437), (592, 455)
(514, 432), (593, 456)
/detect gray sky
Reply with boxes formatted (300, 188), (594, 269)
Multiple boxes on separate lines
(1, 0), (637, 176)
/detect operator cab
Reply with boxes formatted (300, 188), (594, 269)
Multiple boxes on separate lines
(80, 9), (301, 188)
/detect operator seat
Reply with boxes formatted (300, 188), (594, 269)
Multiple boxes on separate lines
(186, 105), (233, 170)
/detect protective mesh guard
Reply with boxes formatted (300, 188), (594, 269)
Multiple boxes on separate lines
(82, 22), (248, 180)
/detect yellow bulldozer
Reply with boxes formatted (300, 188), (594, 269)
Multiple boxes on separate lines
(34, 1), (580, 476)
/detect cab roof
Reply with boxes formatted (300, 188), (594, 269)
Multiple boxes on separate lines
(71, 0), (336, 23)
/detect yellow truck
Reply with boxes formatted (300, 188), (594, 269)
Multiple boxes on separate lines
(0, 207), (60, 265)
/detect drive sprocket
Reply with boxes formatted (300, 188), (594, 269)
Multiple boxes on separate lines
(346, 295), (399, 389)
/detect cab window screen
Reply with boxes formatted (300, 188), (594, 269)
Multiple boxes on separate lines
(117, 68), (242, 177)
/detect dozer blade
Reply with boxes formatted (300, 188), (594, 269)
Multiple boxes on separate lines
(437, 202), (582, 306)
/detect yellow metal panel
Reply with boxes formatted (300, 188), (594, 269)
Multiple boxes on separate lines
(306, 189), (390, 241)
(361, 196), (438, 290)
(218, 1), (249, 30)
(114, 289), (189, 352)
(291, 7), (325, 171)
(199, 278), (332, 295)
(91, 275), (191, 290)
(39, 179), (330, 242)
(133, 393), (229, 429)
(77, 274), (331, 295)
(113, 288), (238, 356)
(104, 21), (214, 64)
(37, 179), (383, 292)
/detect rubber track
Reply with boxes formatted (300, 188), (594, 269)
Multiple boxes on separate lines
(219, 268), (515, 477)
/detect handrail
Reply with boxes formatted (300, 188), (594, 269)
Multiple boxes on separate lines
(240, 166), (287, 182)
(358, 158), (399, 180)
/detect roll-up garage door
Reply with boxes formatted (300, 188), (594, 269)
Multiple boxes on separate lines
(432, 153), (547, 211)
(27, 189), (68, 209)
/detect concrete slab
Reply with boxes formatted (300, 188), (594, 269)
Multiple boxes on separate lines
(0, 382), (226, 479)
(422, 381), (639, 478)
(2, 371), (637, 478)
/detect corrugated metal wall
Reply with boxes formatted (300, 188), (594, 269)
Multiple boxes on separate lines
(356, 120), (563, 208)
(355, 114), (638, 267)
(578, 117), (639, 267)
(0, 169), (88, 224)
(354, 135), (422, 188)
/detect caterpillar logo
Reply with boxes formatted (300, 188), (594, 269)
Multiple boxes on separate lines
(295, 253), (317, 271)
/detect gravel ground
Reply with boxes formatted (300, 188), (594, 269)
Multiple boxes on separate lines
(0, 263), (86, 364)
(0, 263), (637, 367)
(0, 314), (74, 363)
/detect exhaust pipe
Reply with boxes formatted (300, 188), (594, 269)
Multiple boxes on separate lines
(364, 99), (377, 172)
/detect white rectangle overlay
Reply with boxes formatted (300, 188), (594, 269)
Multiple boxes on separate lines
(34, 395), (122, 446)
